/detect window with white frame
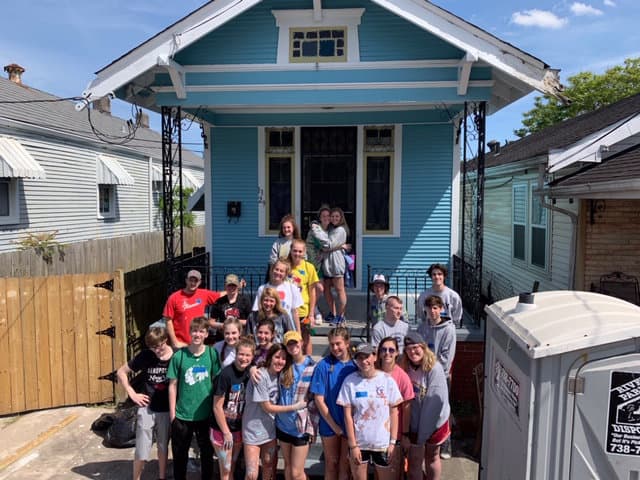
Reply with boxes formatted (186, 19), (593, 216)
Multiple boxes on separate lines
(266, 128), (294, 232)
(364, 127), (394, 233)
(272, 9), (364, 65)
(0, 177), (19, 225)
(512, 183), (548, 270)
(98, 184), (116, 219)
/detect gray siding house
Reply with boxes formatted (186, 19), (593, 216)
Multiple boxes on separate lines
(0, 66), (205, 254)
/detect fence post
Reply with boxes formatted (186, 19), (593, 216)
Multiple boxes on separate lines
(112, 269), (127, 403)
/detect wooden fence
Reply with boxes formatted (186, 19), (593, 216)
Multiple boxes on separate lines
(0, 226), (204, 277)
(0, 271), (126, 415)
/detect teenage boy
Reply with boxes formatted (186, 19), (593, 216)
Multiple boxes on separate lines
(416, 263), (463, 328)
(417, 294), (457, 461)
(163, 270), (225, 349)
(168, 316), (222, 480)
(117, 326), (173, 480)
(371, 296), (409, 354)
(209, 274), (252, 343)
(211, 336), (255, 480)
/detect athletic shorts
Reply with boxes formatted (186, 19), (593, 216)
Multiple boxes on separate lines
(276, 427), (310, 447)
(135, 406), (170, 460)
(408, 419), (451, 447)
(353, 449), (390, 467)
(210, 428), (243, 447)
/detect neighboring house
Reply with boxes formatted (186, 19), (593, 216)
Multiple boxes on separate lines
(0, 65), (205, 254)
(80, 0), (564, 291)
(465, 93), (640, 304)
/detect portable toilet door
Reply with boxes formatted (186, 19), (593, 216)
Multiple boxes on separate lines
(570, 353), (640, 479)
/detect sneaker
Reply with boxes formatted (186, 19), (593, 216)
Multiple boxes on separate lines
(325, 313), (335, 325)
(335, 315), (347, 326)
(440, 438), (452, 459)
(314, 313), (323, 325)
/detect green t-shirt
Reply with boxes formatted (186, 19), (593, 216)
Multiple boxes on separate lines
(167, 346), (221, 421)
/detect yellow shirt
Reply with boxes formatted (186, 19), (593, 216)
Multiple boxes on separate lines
(289, 260), (320, 318)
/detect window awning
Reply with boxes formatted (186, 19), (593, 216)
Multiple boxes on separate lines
(187, 184), (205, 211)
(0, 136), (46, 179)
(151, 164), (202, 190)
(97, 154), (135, 185)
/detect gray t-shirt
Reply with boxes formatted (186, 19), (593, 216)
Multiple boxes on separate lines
(371, 319), (409, 354)
(242, 367), (279, 445)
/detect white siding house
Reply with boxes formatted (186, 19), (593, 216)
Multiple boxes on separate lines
(0, 69), (204, 254)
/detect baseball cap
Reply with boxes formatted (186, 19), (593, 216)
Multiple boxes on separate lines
(354, 343), (376, 356)
(186, 270), (202, 280)
(283, 331), (303, 344)
(404, 331), (426, 347)
(368, 273), (390, 293)
(225, 274), (240, 286)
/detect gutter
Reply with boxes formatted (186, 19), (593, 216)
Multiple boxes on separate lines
(535, 164), (579, 289)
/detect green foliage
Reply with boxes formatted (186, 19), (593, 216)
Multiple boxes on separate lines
(158, 186), (195, 229)
(515, 58), (640, 138)
(16, 230), (65, 264)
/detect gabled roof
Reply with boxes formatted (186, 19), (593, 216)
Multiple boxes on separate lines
(0, 77), (203, 168)
(485, 93), (640, 169)
(546, 142), (640, 198)
(81, 0), (564, 111)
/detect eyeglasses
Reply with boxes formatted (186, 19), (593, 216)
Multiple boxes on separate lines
(380, 347), (396, 354)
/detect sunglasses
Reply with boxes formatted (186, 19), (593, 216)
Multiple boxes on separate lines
(380, 347), (396, 354)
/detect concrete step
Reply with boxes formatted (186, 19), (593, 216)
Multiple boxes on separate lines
(308, 319), (370, 358)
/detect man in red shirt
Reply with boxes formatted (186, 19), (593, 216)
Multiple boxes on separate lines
(163, 270), (224, 349)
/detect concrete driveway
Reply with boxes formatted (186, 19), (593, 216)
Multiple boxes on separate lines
(0, 406), (479, 479)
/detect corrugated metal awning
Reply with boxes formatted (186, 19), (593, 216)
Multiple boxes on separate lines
(0, 136), (46, 179)
(97, 154), (135, 185)
(151, 164), (202, 190)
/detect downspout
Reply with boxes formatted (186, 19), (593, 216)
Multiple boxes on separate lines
(536, 164), (578, 289)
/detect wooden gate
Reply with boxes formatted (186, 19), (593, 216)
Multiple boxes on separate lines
(0, 271), (126, 415)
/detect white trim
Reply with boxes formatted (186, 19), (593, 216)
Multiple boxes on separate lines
(203, 121), (213, 266)
(548, 113), (640, 173)
(457, 52), (477, 95)
(97, 184), (116, 219)
(181, 59), (463, 72)
(0, 177), (19, 225)
(257, 127), (267, 236)
(97, 154), (135, 185)
(148, 156), (153, 231)
(157, 56), (187, 99)
(293, 127), (301, 221)
(272, 9), (364, 65)
(0, 136), (46, 179)
(210, 105), (455, 115)
(370, 0), (562, 98)
(547, 179), (640, 199)
(153, 80), (494, 93)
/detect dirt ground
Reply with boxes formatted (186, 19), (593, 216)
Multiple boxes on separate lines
(0, 405), (479, 480)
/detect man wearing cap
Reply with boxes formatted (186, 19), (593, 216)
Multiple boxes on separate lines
(371, 296), (409, 354)
(162, 270), (226, 349)
(209, 274), (251, 342)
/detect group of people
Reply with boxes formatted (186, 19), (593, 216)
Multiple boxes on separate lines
(118, 214), (461, 480)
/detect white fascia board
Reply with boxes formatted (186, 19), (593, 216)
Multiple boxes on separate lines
(80, 0), (262, 104)
(157, 56), (186, 99)
(370, 0), (563, 99)
(548, 113), (640, 173)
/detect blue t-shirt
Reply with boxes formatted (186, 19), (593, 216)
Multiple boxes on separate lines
(310, 355), (357, 436)
(276, 356), (314, 437)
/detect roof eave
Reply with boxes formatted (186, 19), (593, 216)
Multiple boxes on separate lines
(545, 179), (640, 199)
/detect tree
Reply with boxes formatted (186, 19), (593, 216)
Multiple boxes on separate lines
(158, 186), (195, 229)
(515, 57), (640, 137)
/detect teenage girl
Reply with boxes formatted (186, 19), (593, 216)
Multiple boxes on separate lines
(253, 318), (276, 368)
(214, 317), (242, 367)
(253, 259), (303, 333)
(247, 287), (295, 344)
(270, 214), (301, 265)
(310, 326), (357, 480)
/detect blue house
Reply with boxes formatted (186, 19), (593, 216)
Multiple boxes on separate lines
(81, 0), (563, 296)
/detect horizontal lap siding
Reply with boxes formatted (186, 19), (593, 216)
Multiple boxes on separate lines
(210, 127), (271, 266)
(363, 124), (453, 272)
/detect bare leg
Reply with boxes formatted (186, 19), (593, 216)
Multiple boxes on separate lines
(332, 277), (347, 317)
(321, 435), (350, 480)
(407, 445), (424, 480)
(323, 278), (335, 317)
(244, 444), (261, 480)
(260, 441), (278, 480)
(302, 327), (313, 356)
(349, 457), (369, 480)
(424, 444), (441, 480)
(133, 459), (144, 480)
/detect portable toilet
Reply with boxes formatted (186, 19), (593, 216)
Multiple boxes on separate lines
(481, 290), (640, 479)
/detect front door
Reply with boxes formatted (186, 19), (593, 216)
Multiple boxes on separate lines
(301, 127), (357, 284)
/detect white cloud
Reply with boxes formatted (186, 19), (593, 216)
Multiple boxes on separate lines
(571, 2), (604, 15)
(511, 9), (568, 29)
(603, 0), (616, 6)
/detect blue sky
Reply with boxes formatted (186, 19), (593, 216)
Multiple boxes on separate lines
(2, 0), (639, 152)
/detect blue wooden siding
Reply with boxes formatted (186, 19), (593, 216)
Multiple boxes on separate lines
(362, 124), (453, 271)
(210, 126), (273, 266)
(174, 0), (466, 66)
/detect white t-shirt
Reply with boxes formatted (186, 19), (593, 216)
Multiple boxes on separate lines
(336, 370), (402, 451)
(252, 281), (303, 324)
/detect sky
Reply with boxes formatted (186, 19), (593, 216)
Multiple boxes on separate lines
(2, 0), (640, 154)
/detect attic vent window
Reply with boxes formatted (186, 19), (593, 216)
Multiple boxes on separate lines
(290, 28), (346, 62)
(272, 9), (364, 65)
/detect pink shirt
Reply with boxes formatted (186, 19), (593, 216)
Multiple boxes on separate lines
(389, 364), (415, 439)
